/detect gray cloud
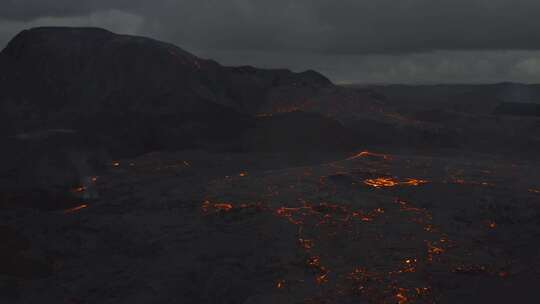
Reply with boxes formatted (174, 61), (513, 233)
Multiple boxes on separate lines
(1, 0), (540, 83)
(128, 0), (540, 55)
(0, 0), (137, 21)
(3, 0), (540, 54)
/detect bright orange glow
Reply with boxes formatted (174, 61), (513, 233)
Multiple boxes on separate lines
(239, 172), (248, 177)
(364, 177), (427, 188)
(307, 256), (321, 268)
(64, 204), (88, 214)
(364, 177), (398, 188)
(73, 186), (86, 193)
(347, 151), (391, 160)
(316, 272), (329, 285)
(427, 242), (445, 259)
(214, 203), (233, 211)
(402, 179), (428, 186)
(396, 290), (409, 304)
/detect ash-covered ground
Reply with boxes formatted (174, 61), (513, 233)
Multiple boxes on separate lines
(2, 149), (539, 304)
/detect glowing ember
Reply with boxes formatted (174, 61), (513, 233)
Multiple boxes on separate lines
(390, 258), (419, 275)
(64, 204), (88, 214)
(395, 289), (409, 304)
(402, 179), (428, 186)
(214, 203), (233, 211)
(315, 272), (329, 285)
(364, 178), (398, 188)
(347, 151), (391, 160)
(488, 221), (497, 229)
(276, 280), (285, 289)
(201, 201), (234, 213)
(427, 242), (445, 262)
(239, 172), (248, 177)
(364, 177), (428, 188)
(73, 186), (86, 193)
(428, 244), (444, 255)
(415, 287), (431, 297)
(299, 238), (314, 250)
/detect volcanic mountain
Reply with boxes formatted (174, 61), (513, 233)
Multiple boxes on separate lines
(0, 27), (369, 193)
(0, 27), (380, 140)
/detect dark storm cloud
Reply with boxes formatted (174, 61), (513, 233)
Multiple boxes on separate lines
(2, 0), (540, 83)
(0, 0), (138, 21)
(2, 0), (540, 54)
(128, 0), (540, 54)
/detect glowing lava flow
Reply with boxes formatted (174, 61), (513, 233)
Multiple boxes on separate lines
(200, 170), (507, 303)
(64, 204), (88, 214)
(72, 186), (86, 193)
(347, 151), (391, 161)
(200, 196), (463, 303)
(364, 177), (428, 188)
(201, 201), (234, 213)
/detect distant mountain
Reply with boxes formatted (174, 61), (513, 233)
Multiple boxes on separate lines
(358, 83), (540, 115)
(0, 27), (382, 154)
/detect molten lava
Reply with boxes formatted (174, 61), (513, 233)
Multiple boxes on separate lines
(348, 151), (392, 161)
(64, 204), (88, 214)
(364, 177), (428, 188)
(73, 186), (86, 193)
(200, 165), (508, 303)
(201, 201), (234, 213)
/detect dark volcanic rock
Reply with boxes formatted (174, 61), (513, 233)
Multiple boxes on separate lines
(494, 102), (540, 117)
(0, 27), (252, 154)
(0, 130), (107, 210)
(245, 111), (355, 153)
(0, 27), (372, 156)
(0, 27), (377, 192)
(0, 27), (337, 128)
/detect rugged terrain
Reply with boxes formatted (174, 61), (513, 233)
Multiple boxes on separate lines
(1, 27), (540, 304)
(2, 149), (540, 303)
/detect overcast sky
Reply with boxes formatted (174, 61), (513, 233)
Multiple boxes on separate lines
(2, 0), (540, 84)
